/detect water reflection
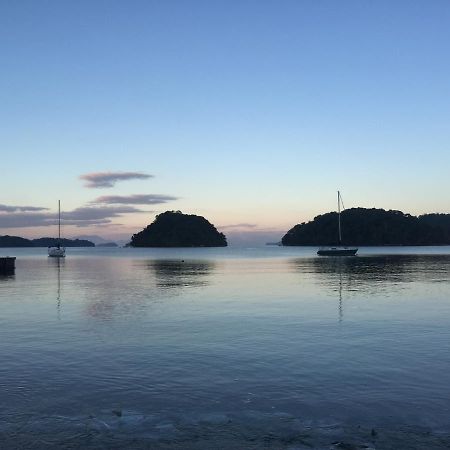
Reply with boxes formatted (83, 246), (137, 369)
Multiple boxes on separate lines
(48, 257), (64, 319)
(2, 250), (450, 448)
(292, 254), (450, 290)
(338, 262), (343, 322)
(290, 254), (450, 321)
(0, 273), (15, 282)
(147, 259), (216, 290)
(79, 259), (216, 321)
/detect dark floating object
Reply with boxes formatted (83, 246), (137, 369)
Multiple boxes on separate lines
(317, 247), (358, 256)
(0, 256), (16, 274)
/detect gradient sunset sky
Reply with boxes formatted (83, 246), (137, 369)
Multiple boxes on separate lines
(1, 1), (449, 244)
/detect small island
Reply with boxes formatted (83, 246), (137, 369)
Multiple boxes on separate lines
(96, 242), (118, 247)
(282, 208), (450, 246)
(0, 236), (95, 247)
(129, 211), (227, 247)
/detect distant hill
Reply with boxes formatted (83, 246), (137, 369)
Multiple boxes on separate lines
(0, 235), (34, 247)
(129, 211), (227, 247)
(74, 234), (110, 245)
(282, 208), (450, 246)
(0, 235), (95, 247)
(32, 238), (95, 247)
(96, 242), (118, 247)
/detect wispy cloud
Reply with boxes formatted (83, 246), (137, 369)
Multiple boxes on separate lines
(79, 171), (153, 188)
(218, 223), (257, 230)
(64, 206), (146, 221)
(0, 206), (148, 228)
(0, 204), (49, 212)
(0, 212), (55, 228)
(92, 194), (178, 205)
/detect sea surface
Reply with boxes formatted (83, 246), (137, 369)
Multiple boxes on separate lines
(1, 246), (450, 449)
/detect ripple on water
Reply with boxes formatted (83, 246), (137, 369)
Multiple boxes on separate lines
(1, 250), (450, 448)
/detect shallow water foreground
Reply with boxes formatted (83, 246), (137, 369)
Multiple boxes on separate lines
(1, 247), (450, 449)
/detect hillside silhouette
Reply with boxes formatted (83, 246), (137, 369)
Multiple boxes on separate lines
(32, 238), (95, 247)
(282, 208), (450, 246)
(0, 235), (95, 247)
(129, 211), (227, 247)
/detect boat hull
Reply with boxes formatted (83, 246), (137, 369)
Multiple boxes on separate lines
(48, 247), (66, 257)
(317, 247), (358, 256)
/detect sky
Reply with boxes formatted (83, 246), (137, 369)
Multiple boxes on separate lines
(1, 0), (449, 245)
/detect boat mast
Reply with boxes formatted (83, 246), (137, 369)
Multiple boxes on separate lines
(337, 191), (342, 245)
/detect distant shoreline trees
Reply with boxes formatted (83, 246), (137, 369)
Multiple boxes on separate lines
(2, 209), (449, 248)
(0, 236), (95, 247)
(282, 208), (450, 246)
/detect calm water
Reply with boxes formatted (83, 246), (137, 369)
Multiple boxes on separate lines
(1, 246), (450, 449)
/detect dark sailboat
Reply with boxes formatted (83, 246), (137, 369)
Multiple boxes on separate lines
(317, 191), (358, 256)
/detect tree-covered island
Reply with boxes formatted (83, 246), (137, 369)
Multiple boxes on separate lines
(282, 208), (450, 246)
(0, 236), (95, 247)
(129, 211), (227, 247)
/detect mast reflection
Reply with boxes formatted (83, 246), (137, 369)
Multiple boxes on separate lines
(290, 254), (450, 321)
(48, 256), (64, 319)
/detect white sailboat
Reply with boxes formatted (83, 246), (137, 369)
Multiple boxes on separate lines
(317, 191), (358, 256)
(48, 200), (66, 257)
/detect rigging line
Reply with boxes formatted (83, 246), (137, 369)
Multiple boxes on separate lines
(340, 193), (346, 211)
